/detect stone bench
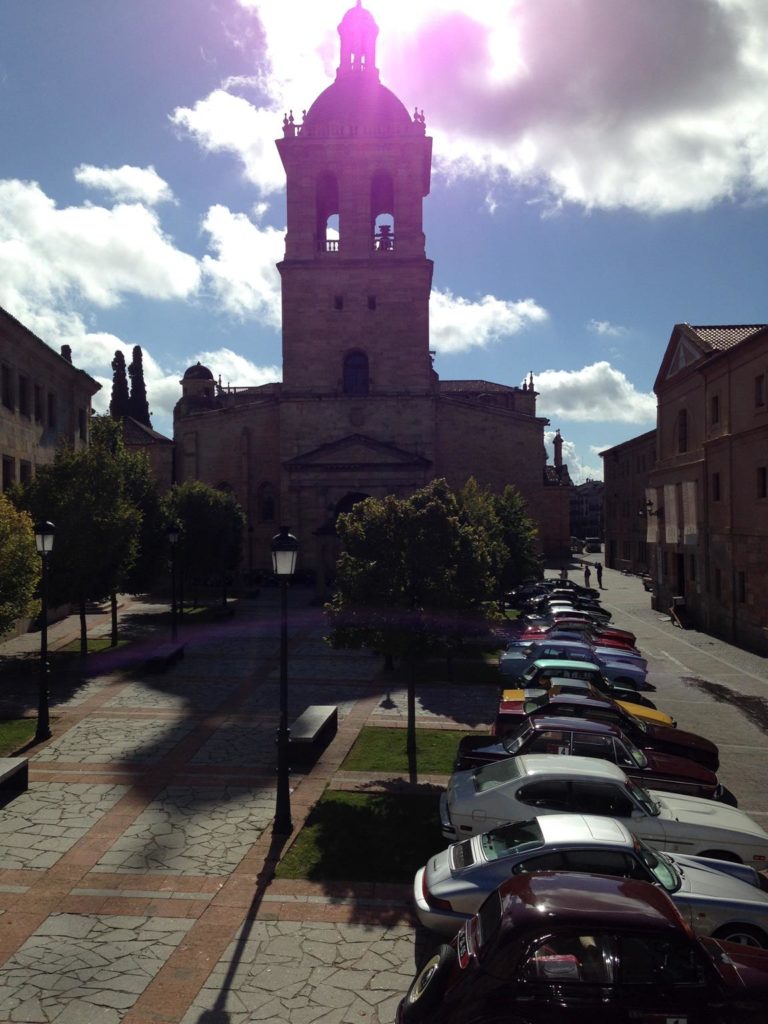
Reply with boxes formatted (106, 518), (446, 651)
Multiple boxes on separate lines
(0, 757), (29, 796)
(145, 643), (185, 672)
(289, 705), (338, 760)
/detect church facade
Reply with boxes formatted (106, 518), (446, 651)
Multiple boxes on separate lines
(173, 2), (571, 581)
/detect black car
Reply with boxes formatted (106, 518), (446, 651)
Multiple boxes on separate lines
(397, 873), (768, 1023)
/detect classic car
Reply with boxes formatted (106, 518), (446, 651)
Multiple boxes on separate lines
(398, 872), (768, 1023)
(497, 690), (719, 770)
(499, 648), (650, 692)
(439, 754), (768, 867)
(416, 813), (768, 941)
(494, 679), (675, 736)
(453, 715), (732, 803)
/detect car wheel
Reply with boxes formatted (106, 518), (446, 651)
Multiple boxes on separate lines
(713, 923), (768, 948)
(401, 944), (457, 1023)
(698, 849), (742, 863)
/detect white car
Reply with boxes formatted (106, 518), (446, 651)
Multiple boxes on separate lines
(417, 813), (768, 945)
(440, 754), (768, 868)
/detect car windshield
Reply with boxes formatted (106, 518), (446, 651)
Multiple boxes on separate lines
(619, 738), (648, 769)
(634, 837), (680, 893)
(474, 758), (524, 792)
(503, 721), (535, 755)
(480, 819), (545, 861)
(625, 776), (660, 815)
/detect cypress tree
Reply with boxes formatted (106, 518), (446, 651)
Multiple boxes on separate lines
(128, 345), (151, 426)
(109, 351), (130, 418)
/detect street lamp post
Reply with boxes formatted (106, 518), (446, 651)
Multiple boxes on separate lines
(34, 521), (55, 742)
(167, 525), (180, 642)
(271, 525), (299, 834)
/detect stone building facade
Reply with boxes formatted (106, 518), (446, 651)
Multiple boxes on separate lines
(173, 3), (572, 581)
(648, 323), (768, 654)
(0, 306), (100, 493)
(600, 430), (655, 576)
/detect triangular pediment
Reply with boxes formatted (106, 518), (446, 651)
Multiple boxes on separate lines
(654, 325), (710, 393)
(286, 433), (431, 470)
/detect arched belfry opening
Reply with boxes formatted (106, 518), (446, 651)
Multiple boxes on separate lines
(343, 350), (369, 395)
(317, 172), (340, 252)
(371, 170), (395, 251)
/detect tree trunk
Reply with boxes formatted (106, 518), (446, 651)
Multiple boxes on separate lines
(79, 598), (88, 659)
(110, 591), (118, 646)
(407, 657), (417, 783)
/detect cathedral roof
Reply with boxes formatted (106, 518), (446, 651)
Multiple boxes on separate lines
(300, 1), (413, 136)
(302, 76), (412, 134)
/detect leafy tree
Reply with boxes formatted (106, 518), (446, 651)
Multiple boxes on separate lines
(15, 418), (142, 655)
(458, 479), (541, 607)
(128, 345), (151, 426)
(162, 481), (245, 607)
(0, 494), (39, 639)
(495, 484), (541, 596)
(326, 479), (494, 770)
(109, 350), (130, 418)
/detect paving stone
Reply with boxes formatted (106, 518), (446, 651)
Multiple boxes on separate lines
(33, 719), (195, 764)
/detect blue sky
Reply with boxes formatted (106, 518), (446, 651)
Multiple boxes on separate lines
(2, 0), (767, 481)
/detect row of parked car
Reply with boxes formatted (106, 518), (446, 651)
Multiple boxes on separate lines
(396, 575), (768, 1023)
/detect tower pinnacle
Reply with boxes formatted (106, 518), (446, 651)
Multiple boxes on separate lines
(337, 1), (379, 80)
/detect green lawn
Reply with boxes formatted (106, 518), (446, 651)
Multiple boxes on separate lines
(58, 637), (129, 654)
(275, 790), (445, 883)
(341, 726), (464, 774)
(0, 718), (37, 756)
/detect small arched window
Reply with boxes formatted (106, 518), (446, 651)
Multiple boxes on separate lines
(343, 351), (369, 396)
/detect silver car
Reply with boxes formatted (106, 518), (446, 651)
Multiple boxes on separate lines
(416, 813), (768, 946)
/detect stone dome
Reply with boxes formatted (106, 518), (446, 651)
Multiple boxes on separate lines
(183, 362), (214, 381)
(302, 76), (412, 134)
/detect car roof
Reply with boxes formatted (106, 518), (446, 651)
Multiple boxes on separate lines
(535, 693), (617, 709)
(516, 754), (627, 781)
(496, 873), (685, 933)
(537, 813), (634, 847)
(527, 716), (622, 738)
(527, 659), (602, 672)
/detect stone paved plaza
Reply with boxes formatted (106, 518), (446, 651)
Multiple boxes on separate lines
(2, 571), (768, 1023)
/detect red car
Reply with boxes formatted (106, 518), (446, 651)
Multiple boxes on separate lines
(397, 872), (768, 1023)
(521, 622), (639, 650)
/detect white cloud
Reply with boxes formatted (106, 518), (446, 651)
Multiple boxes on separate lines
(0, 178), (200, 311)
(588, 319), (627, 338)
(430, 290), (547, 353)
(228, 0), (768, 214)
(535, 362), (656, 423)
(200, 204), (283, 324)
(170, 91), (285, 194)
(74, 164), (175, 205)
(191, 347), (280, 388)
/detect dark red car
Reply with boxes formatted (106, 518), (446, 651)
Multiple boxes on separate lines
(492, 690), (720, 771)
(454, 715), (734, 803)
(520, 622), (640, 650)
(397, 873), (768, 1023)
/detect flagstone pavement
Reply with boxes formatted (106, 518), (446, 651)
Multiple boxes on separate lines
(0, 590), (490, 1024)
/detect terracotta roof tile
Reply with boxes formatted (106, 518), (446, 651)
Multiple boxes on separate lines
(688, 325), (767, 350)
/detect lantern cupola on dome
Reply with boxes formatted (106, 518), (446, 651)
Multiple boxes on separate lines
(337, 1), (379, 79)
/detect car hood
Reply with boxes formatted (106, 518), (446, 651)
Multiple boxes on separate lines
(671, 855), (768, 902)
(706, 937), (768, 991)
(424, 845), (455, 889)
(616, 700), (674, 728)
(653, 791), (768, 841)
(645, 722), (718, 757)
(642, 748), (717, 785)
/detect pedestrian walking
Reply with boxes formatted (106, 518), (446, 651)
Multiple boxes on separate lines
(560, 566), (568, 580)
(595, 562), (603, 588)
(584, 565), (591, 587)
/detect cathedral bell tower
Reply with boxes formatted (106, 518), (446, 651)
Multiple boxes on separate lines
(276, 1), (434, 396)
